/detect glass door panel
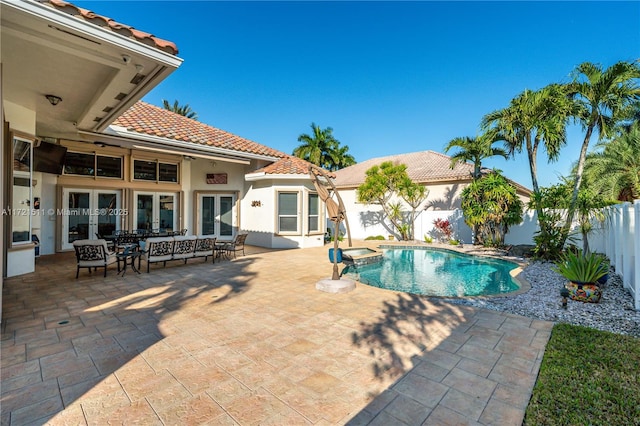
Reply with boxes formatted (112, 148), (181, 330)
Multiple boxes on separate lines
(68, 192), (90, 243)
(97, 193), (118, 237)
(159, 194), (175, 232)
(201, 196), (216, 235)
(219, 196), (234, 237)
(137, 194), (154, 231)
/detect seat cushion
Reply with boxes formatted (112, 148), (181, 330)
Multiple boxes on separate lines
(146, 237), (175, 261)
(194, 236), (215, 257)
(173, 236), (197, 259)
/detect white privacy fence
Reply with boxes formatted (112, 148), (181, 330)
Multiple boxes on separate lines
(593, 201), (639, 310)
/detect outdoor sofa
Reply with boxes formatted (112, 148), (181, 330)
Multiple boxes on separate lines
(142, 235), (216, 272)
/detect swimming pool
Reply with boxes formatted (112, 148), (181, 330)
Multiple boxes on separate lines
(342, 247), (520, 297)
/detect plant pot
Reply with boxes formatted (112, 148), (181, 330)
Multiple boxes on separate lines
(597, 273), (608, 286)
(565, 281), (602, 303)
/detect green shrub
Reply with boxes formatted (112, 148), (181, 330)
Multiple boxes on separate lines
(365, 235), (387, 241)
(423, 235), (433, 243)
(449, 239), (460, 246)
(552, 250), (608, 283)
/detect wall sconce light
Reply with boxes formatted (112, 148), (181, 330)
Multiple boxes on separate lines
(251, 201), (262, 207)
(45, 94), (62, 106)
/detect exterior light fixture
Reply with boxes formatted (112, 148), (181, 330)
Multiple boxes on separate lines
(560, 287), (570, 309)
(45, 95), (62, 106)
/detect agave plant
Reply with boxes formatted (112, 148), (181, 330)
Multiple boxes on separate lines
(553, 250), (608, 284)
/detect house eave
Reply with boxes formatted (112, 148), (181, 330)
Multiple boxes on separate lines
(245, 173), (310, 182)
(79, 128), (280, 164)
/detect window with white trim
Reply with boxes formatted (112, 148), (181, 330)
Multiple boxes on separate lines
(308, 192), (320, 233)
(277, 192), (299, 233)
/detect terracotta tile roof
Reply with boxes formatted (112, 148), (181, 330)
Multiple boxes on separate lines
(113, 101), (287, 159)
(333, 150), (480, 188)
(39, 0), (179, 55)
(252, 156), (328, 176)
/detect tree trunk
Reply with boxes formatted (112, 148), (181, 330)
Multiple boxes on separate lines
(527, 133), (539, 194)
(562, 124), (595, 246)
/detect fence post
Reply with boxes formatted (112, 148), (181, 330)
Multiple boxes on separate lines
(613, 204), (623, 273)
(634, 201), (640, 310)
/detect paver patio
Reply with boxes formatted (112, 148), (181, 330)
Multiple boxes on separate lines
(1, 242), (552, 425)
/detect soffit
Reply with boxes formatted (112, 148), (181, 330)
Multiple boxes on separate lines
(1, 0), (182, 139)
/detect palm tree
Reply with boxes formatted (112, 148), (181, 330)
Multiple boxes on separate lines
(328, 144), (356, 171)
(444, 129), (508, 180)
(162, 99), (198, 120)
(562, 61), (640, 239)
(481, 83), (573, 194)
(293, 123), (355, 170)
(583, 121), (640, 202)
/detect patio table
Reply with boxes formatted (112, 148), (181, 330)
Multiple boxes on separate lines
(116, 246), (141, 276)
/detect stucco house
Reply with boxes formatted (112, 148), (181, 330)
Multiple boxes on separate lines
(332, 150), (532, 242)
(1, 0), (326, 281)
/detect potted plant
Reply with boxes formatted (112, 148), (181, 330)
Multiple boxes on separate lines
(553, 250), (608, 303)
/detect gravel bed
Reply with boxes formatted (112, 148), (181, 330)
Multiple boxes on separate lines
(443, 260), (640, 338)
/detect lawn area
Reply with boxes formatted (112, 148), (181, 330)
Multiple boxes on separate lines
(524, 323), (640, 425)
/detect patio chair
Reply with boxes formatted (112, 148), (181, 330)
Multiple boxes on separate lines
(223, 233), (248, 259)
(96, 232), (115, 251)
(73, 239), (117, 278)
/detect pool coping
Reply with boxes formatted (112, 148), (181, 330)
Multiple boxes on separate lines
(342, 243), (532, 299)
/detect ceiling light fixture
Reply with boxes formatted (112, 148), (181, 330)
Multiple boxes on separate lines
(45, 94), (62, 106)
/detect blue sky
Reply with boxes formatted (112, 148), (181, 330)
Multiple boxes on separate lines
(77, 1), (639, 189)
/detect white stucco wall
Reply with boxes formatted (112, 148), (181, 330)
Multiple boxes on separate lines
(4, 101), (35, 135)
(243, 178), (326, 249)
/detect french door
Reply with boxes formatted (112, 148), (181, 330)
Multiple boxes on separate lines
(62, 188), (121, 250)
(198, 193), (235, 241)
(134, 192), (178, 233)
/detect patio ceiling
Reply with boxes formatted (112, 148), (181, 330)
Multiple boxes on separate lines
(1, 0), (182, 140)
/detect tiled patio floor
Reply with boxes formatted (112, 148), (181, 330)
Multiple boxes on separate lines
(1, 242), (552, 425)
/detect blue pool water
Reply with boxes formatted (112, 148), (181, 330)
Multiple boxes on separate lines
(342, 248), (520, 297)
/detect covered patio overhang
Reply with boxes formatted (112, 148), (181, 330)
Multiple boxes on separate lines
(1, 0), (183, 140)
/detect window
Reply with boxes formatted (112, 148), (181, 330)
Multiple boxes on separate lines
(308, 193), (320, 233)
(12, 136), (32, 244)
(278, 192), (298, 233)
(159, 163), (178, 182)
(64, 152), (94, 176)
(64, 152), (122, 178)
(134, 160), (157, 181)
(133, 159), (178, 182)
(97, 155), (122, 178)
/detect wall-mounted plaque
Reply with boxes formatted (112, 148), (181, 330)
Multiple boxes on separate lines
(206, 173), (227, 184)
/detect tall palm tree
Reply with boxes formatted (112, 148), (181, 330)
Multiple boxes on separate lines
(481, 83), (573, 194)
(562, 61), (640, 239)
(444, 129), (508, 180)
(293, 123), (355, 170)
(583, 121), (640, 202)
(162, 99), (198, 120)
